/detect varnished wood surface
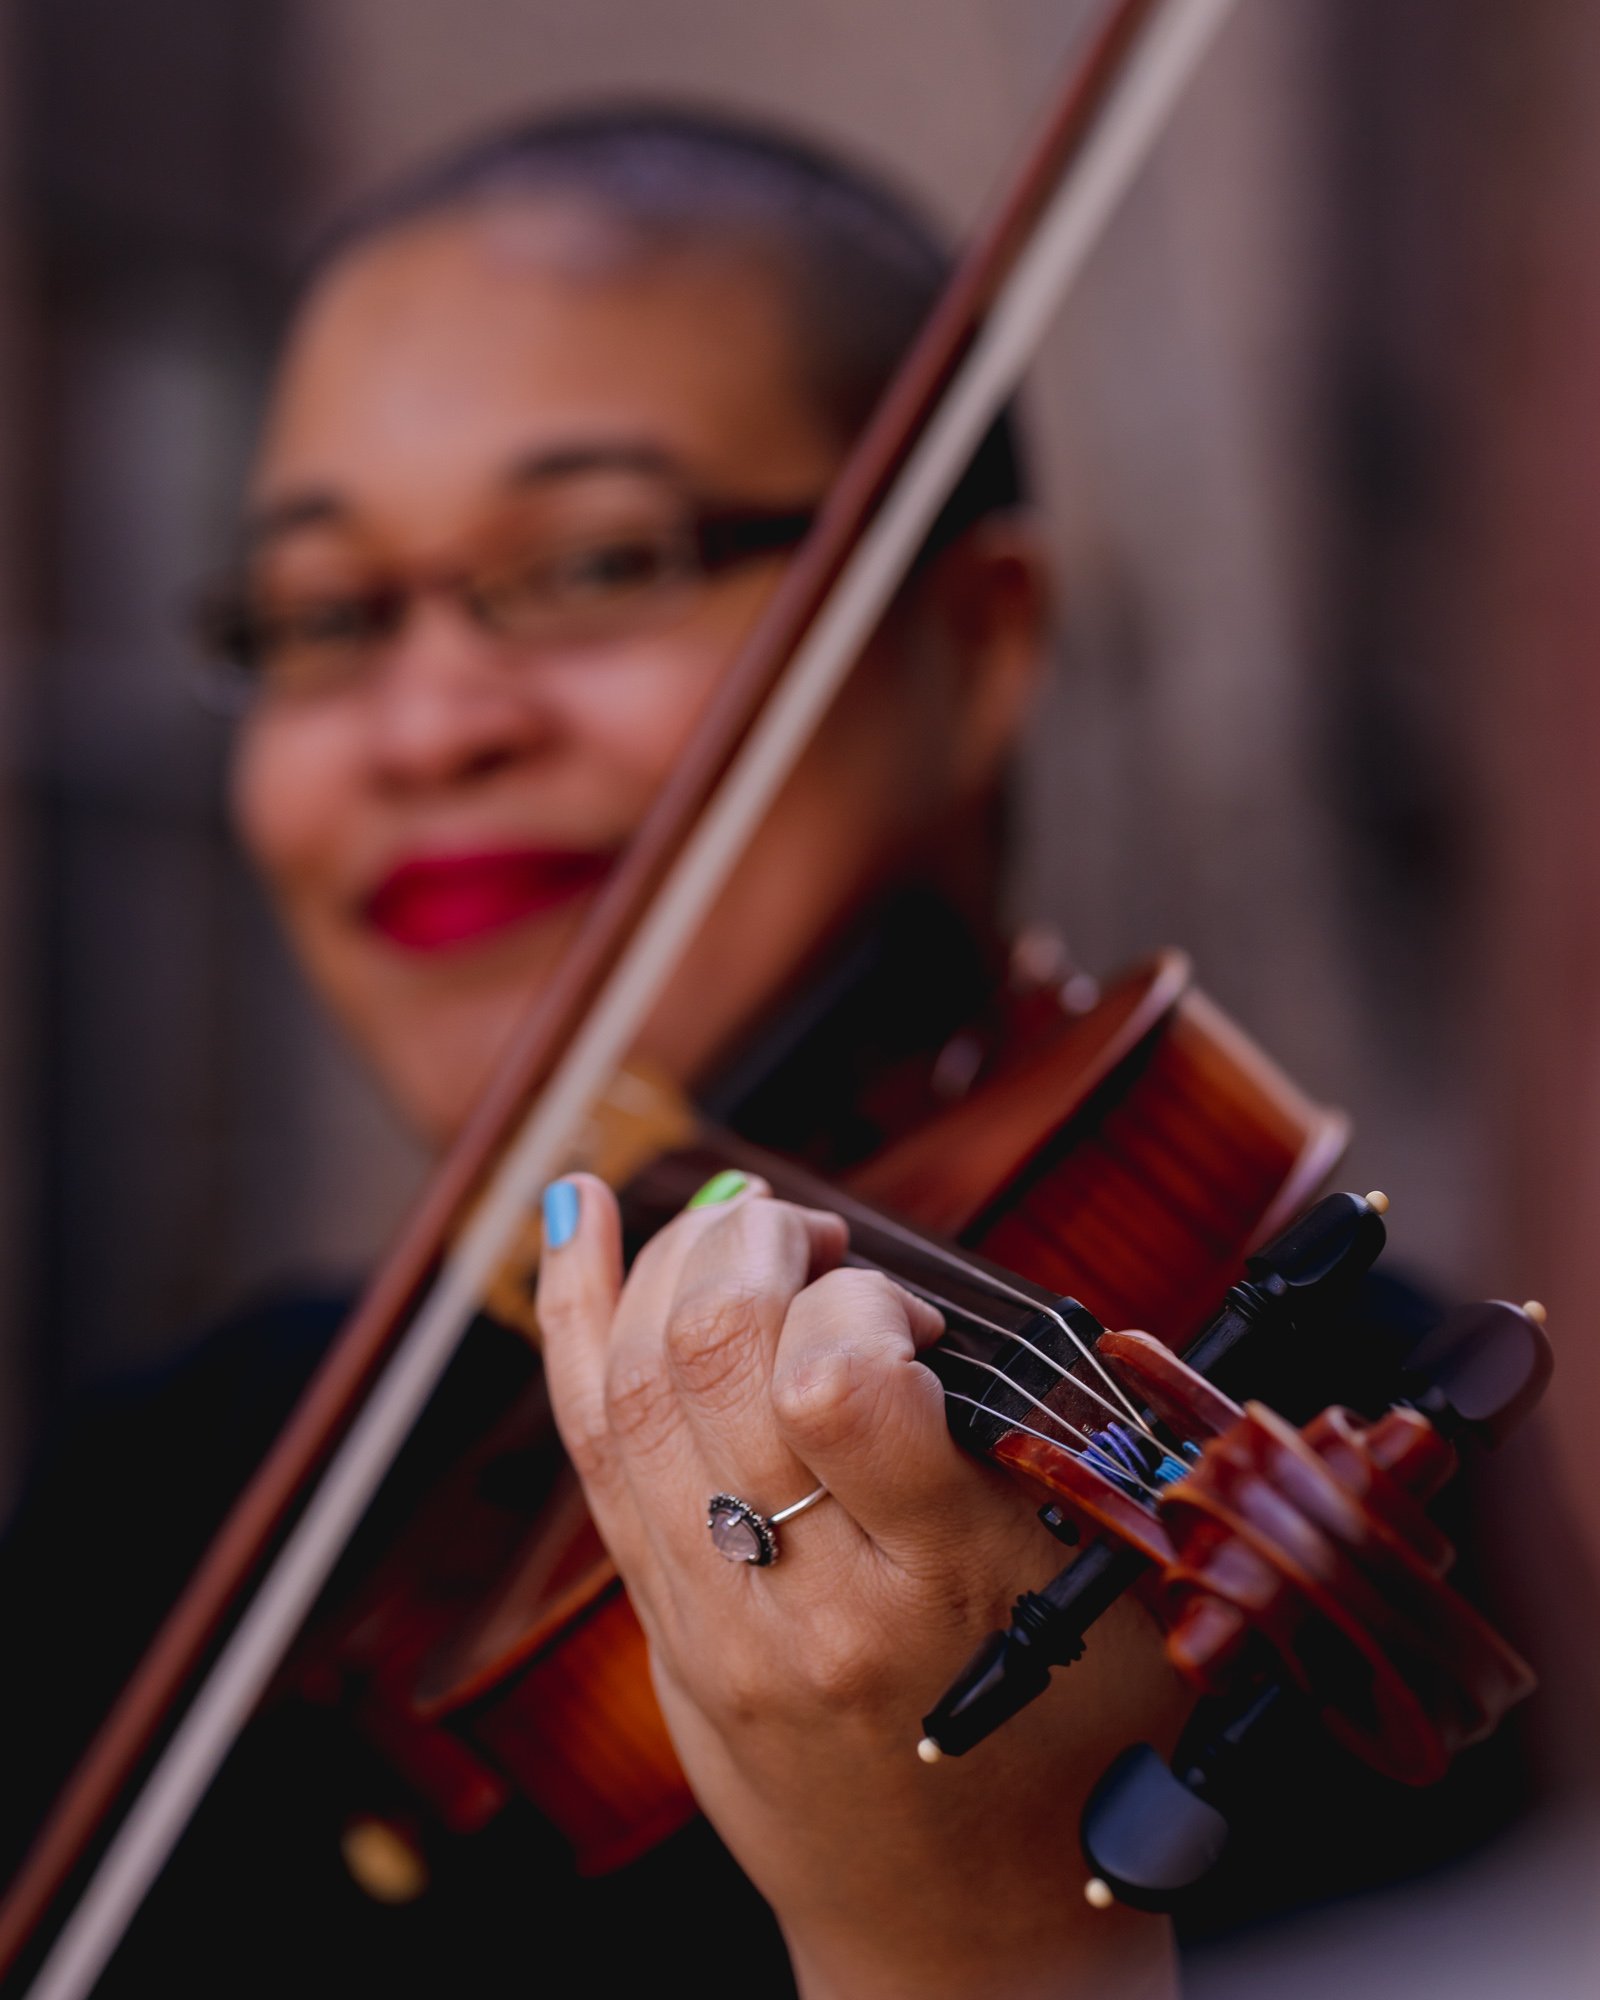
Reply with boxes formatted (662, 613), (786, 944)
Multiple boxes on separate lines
(416, 956), (1343, 1869)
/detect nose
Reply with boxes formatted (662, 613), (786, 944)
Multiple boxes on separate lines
(361, 593), (560, 793)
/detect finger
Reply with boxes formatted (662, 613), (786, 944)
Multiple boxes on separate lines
(534, 1174), (628, 1506)
(769, 1266), (987, 1554)
(591, 1189), (839, 1580)
(600, 1167), (774, 1330)
(586, 1174), (777, 1499)
(658, 1195), (847, 1475)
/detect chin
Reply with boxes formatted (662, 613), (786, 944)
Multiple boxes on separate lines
(389, 1067), (482, 1149)
(320, 911), (589, 1142)
(355, 977), (544, 1147)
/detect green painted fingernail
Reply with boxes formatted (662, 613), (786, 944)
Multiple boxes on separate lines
(687, 1169), (750, 1210)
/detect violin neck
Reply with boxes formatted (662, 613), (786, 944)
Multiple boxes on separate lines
(619, 1136), (1104, 1457)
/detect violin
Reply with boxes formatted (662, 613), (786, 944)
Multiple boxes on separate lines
(0, 0), (1551, 1987)
(292, 951), (1545, 1906)
(0, 950), (1550, 1984)
(278, 945), (1348, 1876)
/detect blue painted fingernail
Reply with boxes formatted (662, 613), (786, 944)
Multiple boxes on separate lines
(542, 1179), (580, 1249)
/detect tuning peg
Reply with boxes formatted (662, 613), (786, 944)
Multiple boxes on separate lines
(1079, 1745), (1230, 1912)
(1079, 1685), (1286, 1912)
(1244, 1190), (1388, 1296)
(919, 1624), (1056, 1762)
(1176, 1191), (1389, 1397)
(919, 1542), (1146, 1758)
(1401, 1299), (1554, 1448)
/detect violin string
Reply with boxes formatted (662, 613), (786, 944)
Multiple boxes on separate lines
(829, 1188), (1153, 1433)
(840, 1257), (1168, 1497)
(854, 1258), (1155, 1437)
(935, 1356), (1166, 1499)
(930, 1347), (1105, 1451)
(940, 1393), (1165, 1506)
(829, 1193), (1154, 1434)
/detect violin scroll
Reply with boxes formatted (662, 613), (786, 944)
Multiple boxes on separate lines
(917, 1194), (1552, 1914)
(1156, 1398), (1535, 1782)
(1076, 1296), (1552, 1911)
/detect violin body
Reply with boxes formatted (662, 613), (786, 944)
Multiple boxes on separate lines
(286, 952), (1349, 1877)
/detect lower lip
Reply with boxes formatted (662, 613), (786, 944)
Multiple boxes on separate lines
(363, 850), (613, 953)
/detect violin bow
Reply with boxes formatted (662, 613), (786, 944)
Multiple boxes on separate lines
(0, 2), (1241, 1991)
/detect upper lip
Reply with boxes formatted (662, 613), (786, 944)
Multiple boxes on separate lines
(361, 845), (615, 951)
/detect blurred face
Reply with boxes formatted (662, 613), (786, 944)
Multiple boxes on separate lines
(231, 201), (1042, 1141)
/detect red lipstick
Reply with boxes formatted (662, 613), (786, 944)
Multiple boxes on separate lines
(363, 848), (612, 953)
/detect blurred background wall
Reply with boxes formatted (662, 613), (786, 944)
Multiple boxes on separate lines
(2, 0), (1597, 1539)
(0, 10), (27, 1492)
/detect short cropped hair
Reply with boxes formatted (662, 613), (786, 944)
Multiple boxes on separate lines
(309, 104), (1026, 542)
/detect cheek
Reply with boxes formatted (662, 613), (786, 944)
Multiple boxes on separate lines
(562, 569), (803, 798)
(797, 644), (949, 835)
(737, 664), (949, 936)
(229, 711), (353, 912)
(554, 653), (727, 810)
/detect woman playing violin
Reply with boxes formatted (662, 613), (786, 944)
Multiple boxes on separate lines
(6, 98), (1539, 2000)
(2, 107), (1186, 1998)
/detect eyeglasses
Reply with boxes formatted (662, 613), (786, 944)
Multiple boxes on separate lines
(190, 465), (819, 709)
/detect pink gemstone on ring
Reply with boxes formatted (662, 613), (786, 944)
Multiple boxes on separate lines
(707, 1494), (776, 1565)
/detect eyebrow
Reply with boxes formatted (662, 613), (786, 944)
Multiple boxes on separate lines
(241, 441), (692, 552)
(241, 492), (347, 548)
(504, 441), (688, 485)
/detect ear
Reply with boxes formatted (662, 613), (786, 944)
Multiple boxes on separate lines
(914, 514), (1054, 798)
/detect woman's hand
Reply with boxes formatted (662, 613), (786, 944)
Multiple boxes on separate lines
(536, 1172), (1182, 2000)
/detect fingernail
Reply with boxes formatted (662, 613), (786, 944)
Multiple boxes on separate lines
(687, 1169), (750, 1210)
(542, 1179), (580, 1249)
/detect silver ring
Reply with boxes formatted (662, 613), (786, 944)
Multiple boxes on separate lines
(706, 1483), (829, 1566)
